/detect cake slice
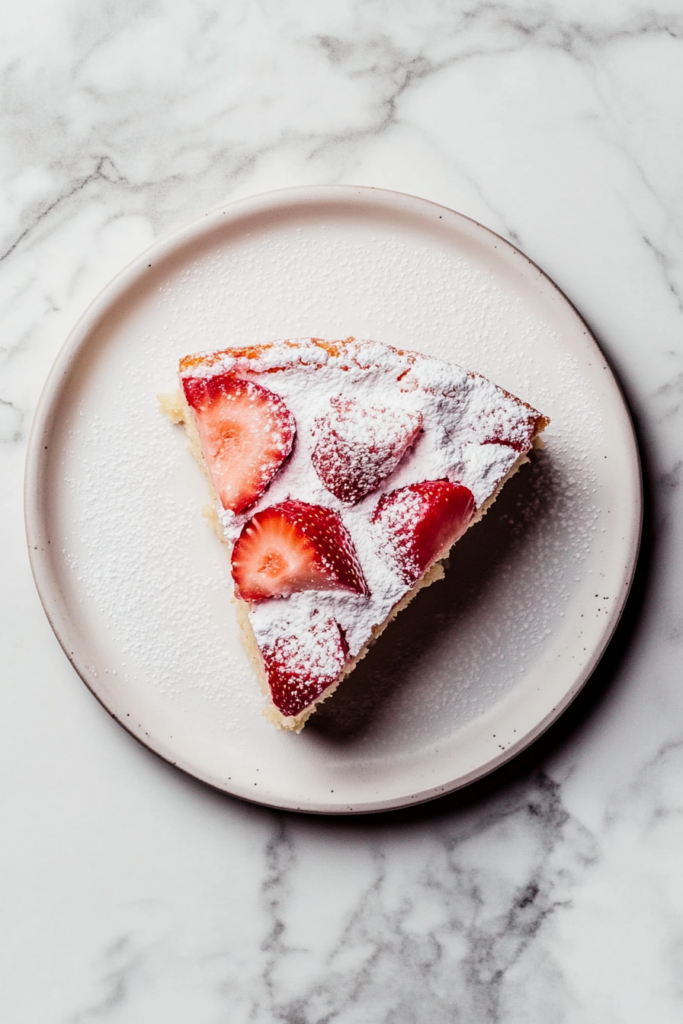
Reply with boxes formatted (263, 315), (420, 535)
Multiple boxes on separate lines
(161, 337), (548, 732)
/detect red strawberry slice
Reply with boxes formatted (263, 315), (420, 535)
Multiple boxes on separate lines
(311, 396), (423, 503)
(482, 412), (545, 452)
(182, 373), (295, 514)
(231, 499), (369, 602)
(470, 378), (548, 452)
(261, 615), (348, 718)
(372, 480), (475, 584)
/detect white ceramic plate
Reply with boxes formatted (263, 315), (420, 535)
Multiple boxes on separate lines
(25, 186), (641, 814)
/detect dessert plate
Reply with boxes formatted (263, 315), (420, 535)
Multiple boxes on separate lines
(25, 186), (641, 814)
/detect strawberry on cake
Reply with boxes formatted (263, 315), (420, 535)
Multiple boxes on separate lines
(160, 337), (548, 732)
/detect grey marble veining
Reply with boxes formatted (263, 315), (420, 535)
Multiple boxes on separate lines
(3, 1), (683, 1021)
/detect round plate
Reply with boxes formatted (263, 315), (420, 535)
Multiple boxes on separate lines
(25, 186), (641, 814)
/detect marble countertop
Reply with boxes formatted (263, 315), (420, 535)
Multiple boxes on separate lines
(3, 2), (683, 1020)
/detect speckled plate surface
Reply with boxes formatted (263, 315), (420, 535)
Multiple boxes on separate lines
(25, 186), (641, 813)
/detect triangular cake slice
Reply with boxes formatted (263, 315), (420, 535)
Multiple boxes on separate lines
(161, 337), (548, 732)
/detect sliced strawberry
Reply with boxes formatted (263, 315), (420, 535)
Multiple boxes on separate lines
(182, 373), (295, 514)
(261, 615), (348, 718)
(470, 379), (547, 452)
(482, 412), (544, 452)
(311, 396), (423, 503)
(231, 500), (369, 602)
(372, 480), (475, 584)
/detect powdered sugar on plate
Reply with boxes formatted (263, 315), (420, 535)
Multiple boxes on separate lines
(29, 188), (639, 810)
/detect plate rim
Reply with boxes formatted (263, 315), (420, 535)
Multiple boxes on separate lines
(24, 183), (643, 814)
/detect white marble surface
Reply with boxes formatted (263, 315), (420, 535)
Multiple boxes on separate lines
(2, 1), (683, 1020)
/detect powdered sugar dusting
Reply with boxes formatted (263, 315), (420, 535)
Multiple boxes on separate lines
(180, 338), (545, 695)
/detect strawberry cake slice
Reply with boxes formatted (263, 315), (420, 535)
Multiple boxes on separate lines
(160, 337), (548, 732)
